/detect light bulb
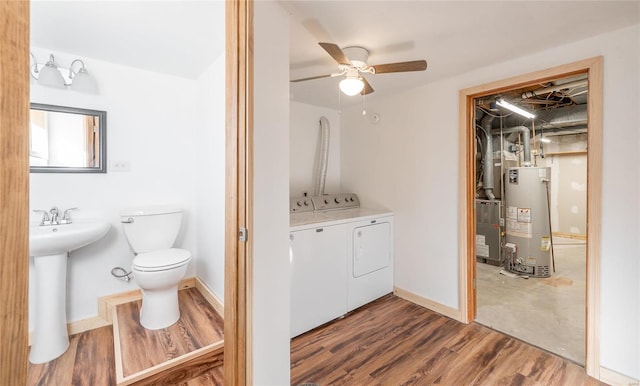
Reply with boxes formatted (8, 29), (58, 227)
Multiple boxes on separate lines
(339, 77), (364, 96)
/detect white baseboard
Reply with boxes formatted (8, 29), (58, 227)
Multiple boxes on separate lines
(599, 366), (640, 386)
(393, 286), (462, 322)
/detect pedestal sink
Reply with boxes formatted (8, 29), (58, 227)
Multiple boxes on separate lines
(29, 220), (110, 364)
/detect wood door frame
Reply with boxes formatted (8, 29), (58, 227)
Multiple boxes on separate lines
(225, 0), (252, 385)
(1, 1), (251, 384)
(457, 57), (603, 378)
(0, 1), (30, 383)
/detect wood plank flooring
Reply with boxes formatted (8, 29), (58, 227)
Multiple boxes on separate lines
(291, 294), (606, 386)
(27, 287), (225, 385)
(116, 288), (224, 378)
(28, 326), (116, 386)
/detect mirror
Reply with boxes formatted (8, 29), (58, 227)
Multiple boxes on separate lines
(30, 103), (107, 173)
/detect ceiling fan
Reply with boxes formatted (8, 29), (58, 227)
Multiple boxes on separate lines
(291, 42), (428, 96)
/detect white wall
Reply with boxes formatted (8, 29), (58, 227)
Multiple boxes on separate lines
(29, 47), (199, 329)
(290, 101), (340, 196)
(252, 1), (291, 384)
(542, 134), (588, 236)
(341, 24), (640, 379)
(194, 49), (226, 300)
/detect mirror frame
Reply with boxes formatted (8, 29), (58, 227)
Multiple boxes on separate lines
(29, 103), (107, 173)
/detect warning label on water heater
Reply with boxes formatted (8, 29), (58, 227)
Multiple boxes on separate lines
(506, 220), (533, 238)
(517, 208), (532, 223)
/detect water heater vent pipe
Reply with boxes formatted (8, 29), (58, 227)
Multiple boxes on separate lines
(481, 114), (496, 200)
(492, 125), (532, 165)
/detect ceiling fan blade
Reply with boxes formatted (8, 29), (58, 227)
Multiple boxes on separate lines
(290, 74), (332, 83)
(319, 42), (351, 66)
(361, 77), (374, 95)
(372, 60), (427, 74)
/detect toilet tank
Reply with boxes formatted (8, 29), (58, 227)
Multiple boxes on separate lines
(120, 205), (183, 254)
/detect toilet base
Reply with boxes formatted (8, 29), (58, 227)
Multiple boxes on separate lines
(139, 285), (180, 330)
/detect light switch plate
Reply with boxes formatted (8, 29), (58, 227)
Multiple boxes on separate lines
(110, 160), (131, 172)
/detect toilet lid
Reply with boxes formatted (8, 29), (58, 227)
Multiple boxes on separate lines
(133, 248), (191, 270)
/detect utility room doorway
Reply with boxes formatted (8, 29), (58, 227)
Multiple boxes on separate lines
(471, 72), (589, 365)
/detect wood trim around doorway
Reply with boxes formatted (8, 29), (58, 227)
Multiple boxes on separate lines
(225, 1), (253, 385)
(0, 2), (30, 384)
(457, 56), (603, 378)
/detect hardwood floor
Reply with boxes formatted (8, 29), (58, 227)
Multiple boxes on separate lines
(116, 288), (224, 377)
(28, 326), (116, 386)
(291, 294), (606, 386)
(27, 287), (225, 385)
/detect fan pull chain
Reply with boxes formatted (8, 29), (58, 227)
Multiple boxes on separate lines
(362, 92), (367, 115)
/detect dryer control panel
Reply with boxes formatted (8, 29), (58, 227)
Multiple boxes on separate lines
(290, 193), (360, 213)
(289, 197), (314, 213)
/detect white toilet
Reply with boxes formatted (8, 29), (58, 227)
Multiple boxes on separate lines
(120, 205), (192, 330)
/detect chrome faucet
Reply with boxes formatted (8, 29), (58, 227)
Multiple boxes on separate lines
(33, 210), (51, 226)
(49, 207), (60, 225)
(33, 207), (78, 225)
(61, 207), (78, 224)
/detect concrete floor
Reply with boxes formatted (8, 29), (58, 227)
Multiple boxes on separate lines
(475, 237), (586, 364)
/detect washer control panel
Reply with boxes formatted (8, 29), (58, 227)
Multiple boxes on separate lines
(290, 193), (360, 213)
(311, 193), (359, 211)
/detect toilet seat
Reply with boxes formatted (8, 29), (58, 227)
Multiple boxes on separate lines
(133, 248), (191, 272)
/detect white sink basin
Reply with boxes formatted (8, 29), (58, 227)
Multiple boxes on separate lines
(28, 220), (110, 364)
(29, 220), (110, 257)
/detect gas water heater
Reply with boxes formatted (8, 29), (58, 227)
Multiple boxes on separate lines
(503, 167), (552, 278)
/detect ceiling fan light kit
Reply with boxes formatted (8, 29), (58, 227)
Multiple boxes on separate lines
(339, 77), (365, 96)
(291, 42), (428, 97)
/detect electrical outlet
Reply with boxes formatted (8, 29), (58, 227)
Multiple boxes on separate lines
(110, 160), (131, 172)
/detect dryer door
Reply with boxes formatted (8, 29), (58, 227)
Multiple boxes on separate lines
(353, 222), (391, 277)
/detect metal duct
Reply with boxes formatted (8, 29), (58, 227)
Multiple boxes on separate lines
(491, 126), (531, 166)
(493, 104), (587, 134)
(491, 126), (532, 165)
(481, 114), (496, 200)
(538, 104), (587, 129)
(314, 116), (330, 196)
(521, 79), (588, 99)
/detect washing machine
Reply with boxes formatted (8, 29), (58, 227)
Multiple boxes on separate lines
(289, 193), (394, 337)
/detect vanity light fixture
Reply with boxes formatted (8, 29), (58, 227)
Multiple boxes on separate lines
(30, 53), (99, 94)
(496, 98), (535, 119)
